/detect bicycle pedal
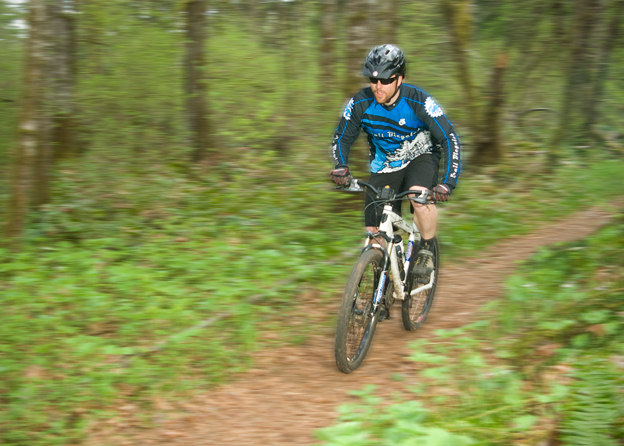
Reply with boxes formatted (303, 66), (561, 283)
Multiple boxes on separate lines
(414, 273), (431, 284)
(379, 307), (390, 322)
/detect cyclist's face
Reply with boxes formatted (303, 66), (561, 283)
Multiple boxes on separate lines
(370, 75), (402, 105)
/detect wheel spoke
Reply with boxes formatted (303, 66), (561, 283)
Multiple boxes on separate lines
(335, 249), (383, 373)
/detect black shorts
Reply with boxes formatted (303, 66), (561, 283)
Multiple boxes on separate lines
(364, 153), (439, 227)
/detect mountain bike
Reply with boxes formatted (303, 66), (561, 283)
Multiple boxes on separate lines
(334, 179), (440, 373)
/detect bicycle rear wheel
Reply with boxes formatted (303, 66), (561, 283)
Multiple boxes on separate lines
(335, 248), (383, 373)
(402, 237), (439, 331)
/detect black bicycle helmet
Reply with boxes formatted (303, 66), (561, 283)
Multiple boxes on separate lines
(363, 44), (406, 79)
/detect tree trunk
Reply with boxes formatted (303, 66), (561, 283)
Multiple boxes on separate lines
(470, 53), (508, 166)
(279, 0), (297, 100)
(344, 0), (377, 97)
(5, 0), (50, 246)
(320, 0), (337, 86)
(184, 0), (211, 162)
(551, 0), (567, 47)
(377, 0), (398, 44)
(443, 0), (509, 167)
(441, 0), (476, 112)
(48, 0), (77, 161)
(320, 0), (339, 113)
(444, 0), (501, 167)
(551, 0), (600, 162)
(584, 0), (623, 138)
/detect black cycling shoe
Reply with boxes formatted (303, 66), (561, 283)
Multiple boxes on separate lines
(412, 248), (434, 278)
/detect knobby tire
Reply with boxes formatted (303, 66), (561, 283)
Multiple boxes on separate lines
(402, 237), (439, 331)
(335, 248), (383, 373)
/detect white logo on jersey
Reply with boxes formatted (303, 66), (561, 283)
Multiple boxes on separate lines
(377, 131), (434, 173)
(343, 98), (354, 120)
(425, 97), (443, 118)
(399, 118), (406, 126)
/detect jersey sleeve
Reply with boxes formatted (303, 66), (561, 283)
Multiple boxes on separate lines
(406, 89), (461, 189)
(331, 93), (367, 168)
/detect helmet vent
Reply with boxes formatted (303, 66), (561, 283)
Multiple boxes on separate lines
(363, 44), (406, 78)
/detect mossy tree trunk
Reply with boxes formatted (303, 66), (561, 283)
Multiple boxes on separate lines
(442, 0), (506, 167)
(472, 53), (508, 166)
(279, 0), (297, 105)
(320, 0), (341, 114)
(583, 0), (623, 141)
(184, 0), (211, 162)
(341, 0), (380, 175)
(441, 0), (476, 114)
(551, 0), (601, 163)
(344, 0), (377, 98)
(5, 0), (51, 247)
(320, 0), (337, 86)
(377, 0), (398, 45)
(48, 0), (77, 161)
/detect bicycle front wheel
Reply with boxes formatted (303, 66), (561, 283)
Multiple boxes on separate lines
(335, 248), (383, 373)
(402, 237), (439, 331)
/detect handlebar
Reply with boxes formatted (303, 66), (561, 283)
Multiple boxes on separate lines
(334, 178), (435, 205)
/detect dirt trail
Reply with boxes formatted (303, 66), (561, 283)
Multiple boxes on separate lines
(86, 205), (618, 446)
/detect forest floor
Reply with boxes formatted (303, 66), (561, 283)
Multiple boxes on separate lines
(85, 203), (620, 446)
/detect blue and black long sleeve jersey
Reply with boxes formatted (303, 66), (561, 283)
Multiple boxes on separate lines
(332, 84), (461, 189)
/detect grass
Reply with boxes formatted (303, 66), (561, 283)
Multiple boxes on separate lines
(2, 150), (624, 445)
(440, 154), (624, 257)
(14, 158), (624, 445)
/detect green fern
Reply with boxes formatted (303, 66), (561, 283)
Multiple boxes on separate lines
(559, 359), (624, 446)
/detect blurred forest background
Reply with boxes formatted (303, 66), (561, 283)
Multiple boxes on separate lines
(1, 0), (624, 444)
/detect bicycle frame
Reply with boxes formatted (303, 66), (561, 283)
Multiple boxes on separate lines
(363, 202), (436, 314)
(334, 179), (441, 373)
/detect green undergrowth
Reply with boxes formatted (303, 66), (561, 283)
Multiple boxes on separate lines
(316, 217), (624, 446)
(1, 152), (624, 445)
(439, 155), (624, 258)
(0, 159), (354, 445)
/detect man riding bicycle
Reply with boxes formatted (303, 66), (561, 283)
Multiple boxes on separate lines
(330, 44), (461, 275)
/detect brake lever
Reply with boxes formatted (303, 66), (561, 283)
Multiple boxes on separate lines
(345, 179), (364, 192)
(409, 190), (436, 205)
